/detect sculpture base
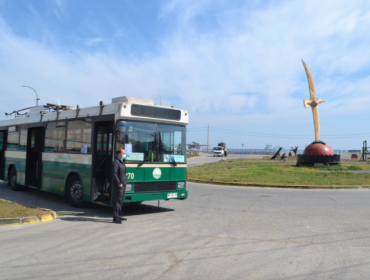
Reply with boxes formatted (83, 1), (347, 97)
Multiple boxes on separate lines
(297, 154), (341, 165)
(297, 140), (341, 166)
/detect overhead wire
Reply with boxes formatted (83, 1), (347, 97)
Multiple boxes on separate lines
(187, 126), (370, 139)
(0, 99), (35, 102)
(210, 127), (370, 137)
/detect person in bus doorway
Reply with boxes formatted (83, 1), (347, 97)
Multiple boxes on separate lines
(112, 148), (127, 224)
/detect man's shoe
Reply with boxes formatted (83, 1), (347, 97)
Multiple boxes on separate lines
(113, 219), (122, 224)
(120, 217), (127, 221)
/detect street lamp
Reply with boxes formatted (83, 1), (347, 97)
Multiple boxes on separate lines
(242, 143), (244, 153)
(22, 86), (40, 106)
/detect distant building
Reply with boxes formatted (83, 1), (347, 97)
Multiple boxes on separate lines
(187, 142), (209, 150)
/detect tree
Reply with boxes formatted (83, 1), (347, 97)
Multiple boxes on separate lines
(290, 146), (299, 156)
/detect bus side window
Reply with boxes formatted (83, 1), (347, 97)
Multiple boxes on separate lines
(7, 126), (19, 151)
(45, 122), (66, 153)
(19, 125), (28, 151)
(66, 118), (92, 154)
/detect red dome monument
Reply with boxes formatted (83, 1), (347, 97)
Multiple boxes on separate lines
(303, 141), (334, 156)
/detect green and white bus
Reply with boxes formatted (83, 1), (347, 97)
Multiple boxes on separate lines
(0, 96), (188, 207)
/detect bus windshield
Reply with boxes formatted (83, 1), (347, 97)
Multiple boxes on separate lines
(116, 121), (186, 163)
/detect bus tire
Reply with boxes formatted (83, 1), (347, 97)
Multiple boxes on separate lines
(9, 167), (23, 191)
(66, 175), (88, 208)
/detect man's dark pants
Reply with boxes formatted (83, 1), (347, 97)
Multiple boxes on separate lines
(113, 185), (125, 220)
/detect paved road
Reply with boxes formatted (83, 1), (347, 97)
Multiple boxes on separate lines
(187, 152), (265, 167)
(1, 178), (370, 279)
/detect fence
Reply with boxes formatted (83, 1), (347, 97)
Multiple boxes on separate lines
(198, 149), (363, 158)
(187, 150), (199, 156)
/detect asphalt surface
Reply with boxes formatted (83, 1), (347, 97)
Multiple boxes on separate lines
(1, 154), (370, 279)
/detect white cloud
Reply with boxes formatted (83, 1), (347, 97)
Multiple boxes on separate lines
(1, 0), (370, 148)
(160, 0), (213, 24)
(53, 0), (66, 19)
(84, 37), (105, 46)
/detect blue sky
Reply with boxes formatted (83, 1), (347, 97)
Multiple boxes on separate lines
(0, 0), (370, 149)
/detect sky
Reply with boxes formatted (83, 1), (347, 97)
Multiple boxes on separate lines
(0, 0), (370, 150)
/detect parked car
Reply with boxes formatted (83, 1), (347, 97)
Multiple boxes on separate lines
(351, 153), (359, 159)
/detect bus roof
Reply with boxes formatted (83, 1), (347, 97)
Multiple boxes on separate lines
(0, 96), (189, 128)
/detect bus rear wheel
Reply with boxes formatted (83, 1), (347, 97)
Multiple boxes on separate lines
(9, 167), (22, 191)
(66, 175), (87, 208)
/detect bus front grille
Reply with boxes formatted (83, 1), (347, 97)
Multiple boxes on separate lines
(134, 183), (154, 193)
(157, 182), (177, 192)
(135, 182), (176, 193)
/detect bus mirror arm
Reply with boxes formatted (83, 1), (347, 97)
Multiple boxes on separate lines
(137, 160), (145, 167)
(170, 157), (177, 167)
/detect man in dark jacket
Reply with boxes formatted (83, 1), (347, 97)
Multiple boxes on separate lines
(112, 148), (127, 224)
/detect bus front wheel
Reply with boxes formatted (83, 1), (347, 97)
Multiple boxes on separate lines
(66, 175), (87, 208)
(9, 167), (22, 191)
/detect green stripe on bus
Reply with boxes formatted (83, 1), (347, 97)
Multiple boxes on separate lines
(5, 157), (26, 185)
(42, 161), (91, 199)
(126, 167), (187, 183)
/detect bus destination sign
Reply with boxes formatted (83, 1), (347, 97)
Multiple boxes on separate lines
(131, 104), (181, 121)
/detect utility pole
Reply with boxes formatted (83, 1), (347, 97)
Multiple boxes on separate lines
(207, 124), (209, 153)
(242, 143), (244, 152)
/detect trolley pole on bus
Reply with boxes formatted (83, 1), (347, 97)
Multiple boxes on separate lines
(22, 85), (40, 106)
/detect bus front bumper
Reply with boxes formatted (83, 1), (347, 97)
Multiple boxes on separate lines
(124, 190), (188, 203)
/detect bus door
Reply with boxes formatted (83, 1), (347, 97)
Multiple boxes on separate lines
(0, 130), (6, 180)
(92, 121), (113, 204)
(25, 127), (45, 187)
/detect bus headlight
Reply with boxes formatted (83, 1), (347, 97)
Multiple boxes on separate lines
(126, 184), (133, 191)
(178, 182), (185, 189)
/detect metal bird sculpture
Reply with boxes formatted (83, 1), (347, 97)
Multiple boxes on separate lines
(302, 60), (325, 141)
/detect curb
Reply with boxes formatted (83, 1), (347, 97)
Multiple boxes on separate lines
(188, 178), (370, 190)
(0, 199), (57, 226)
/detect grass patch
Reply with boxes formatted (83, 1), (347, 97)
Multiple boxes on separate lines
(188, 158), (370, 186)
(0, 200), (48, 219)
(187, 154), (200, 158)
(347, 165), (363, 170)
(318, 164), (345, 171)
